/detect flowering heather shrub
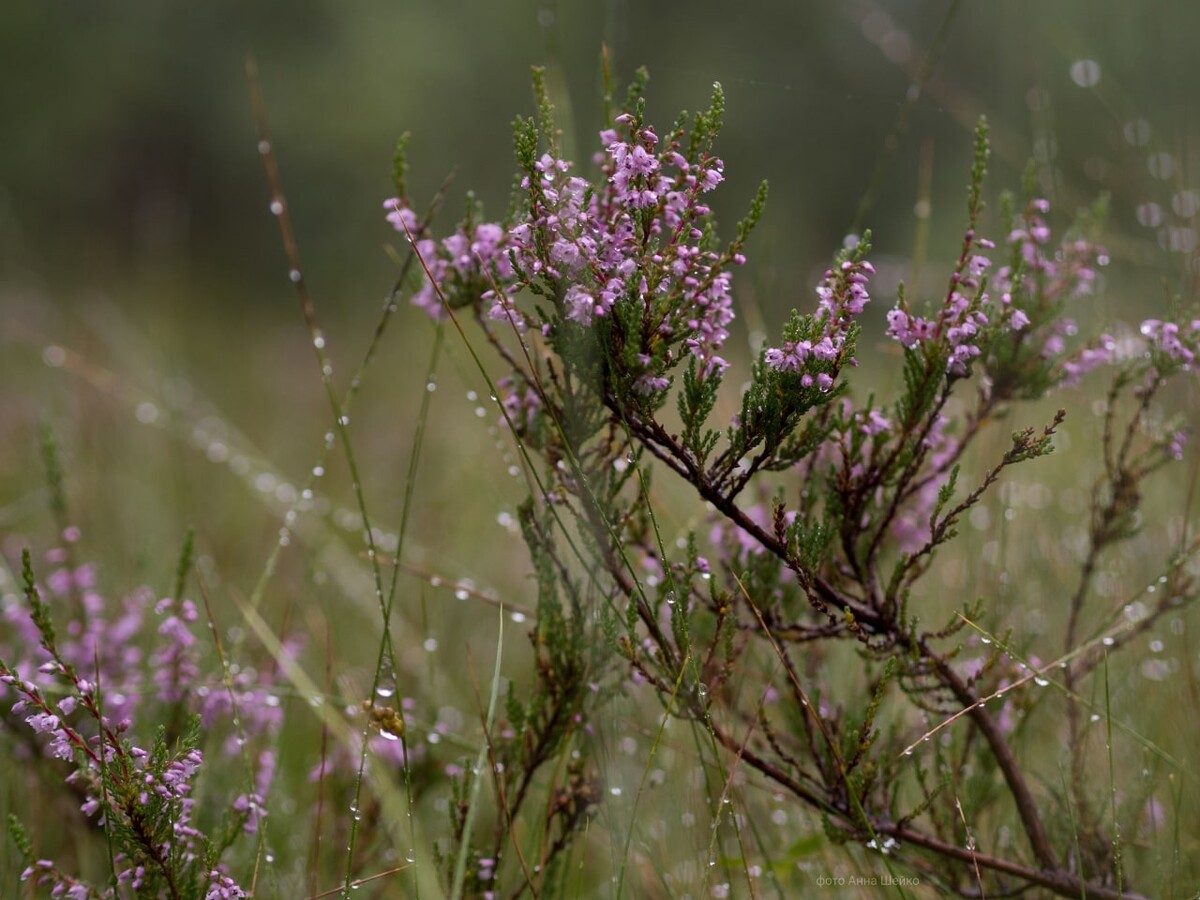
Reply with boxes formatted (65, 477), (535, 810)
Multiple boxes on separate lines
(6, 64), (1200, 900)
(1, 528), (293, 899)
(381, 68), (1199, 899)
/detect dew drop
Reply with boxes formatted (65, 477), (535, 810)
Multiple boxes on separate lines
(1034, 677), (1050, 687)
(42, 345), (67, 367)
(1069, 59), (1101, 88)
(269, 200), (284, 216)
(288, 268), (302, 283)
(454, 588), (469, 600)
(257, 139), (271, 155)
(423, 638), (438, 652)
(510, 611), (527, 623)
(313, 335), (326, 349)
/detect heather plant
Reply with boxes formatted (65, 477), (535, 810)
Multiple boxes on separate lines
(1, 439), (289, 898)
(4, 60), (1200, 900)
(378, 67), (1199, 899)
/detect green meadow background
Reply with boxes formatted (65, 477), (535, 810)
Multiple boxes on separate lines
(2, 1), (1199, 896)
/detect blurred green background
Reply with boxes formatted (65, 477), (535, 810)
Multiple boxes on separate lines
(3, 1), (1200, 894)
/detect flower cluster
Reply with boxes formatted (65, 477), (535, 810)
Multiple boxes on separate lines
(764, 256), (875, 390)
(385, 200), (515, 320)
(1139, 317), (1200, 372)
(388, 84), (758, 398)
(996, 198), (1100, 306)
(0, 536), (296, 897)
(996, 197), (1115, 385)
(3, 659), (248, 899)
(509, 114), (738, 375)
(885, 229), (1018, 375)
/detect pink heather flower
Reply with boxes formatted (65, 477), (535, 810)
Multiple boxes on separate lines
(27, 711), (59, 734)
(564, 285), (599, 324)
(967, 255), (992, 277)
(1140, 319), (1196, 367)
(699, 162), (724, 191)
(383, 198), (419, 236)
(947, 343), (981, 376)
(885, 309), (935, 349)
(862, 409), (891, 436)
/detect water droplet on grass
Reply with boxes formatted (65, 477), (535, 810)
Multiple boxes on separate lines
(1069, 59), (1101, 88)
